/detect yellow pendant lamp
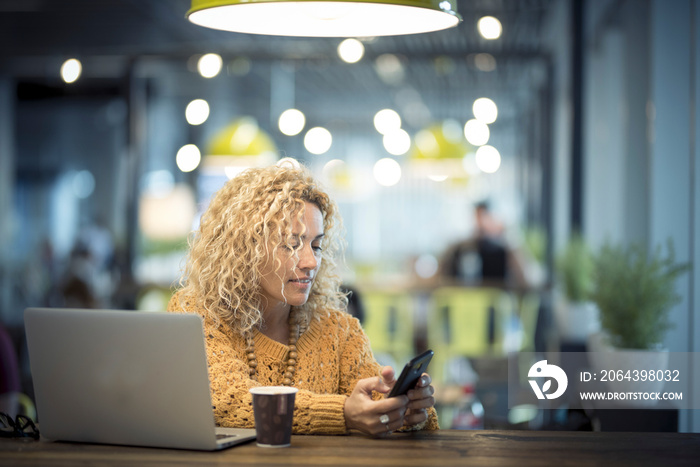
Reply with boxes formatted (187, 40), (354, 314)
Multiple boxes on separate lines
(187, 0), (461, 37)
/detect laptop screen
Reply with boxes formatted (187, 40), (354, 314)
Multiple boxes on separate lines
(24, 308), (250, 450)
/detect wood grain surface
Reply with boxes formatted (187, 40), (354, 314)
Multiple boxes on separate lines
(1, 429), (699, 466)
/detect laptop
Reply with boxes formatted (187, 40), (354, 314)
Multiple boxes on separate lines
(24, 307), (256, 450)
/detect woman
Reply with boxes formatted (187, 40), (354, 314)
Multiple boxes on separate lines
(168, 164), (438, 436)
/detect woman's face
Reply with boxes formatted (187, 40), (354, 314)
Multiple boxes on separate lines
(259, 202), (324, 314)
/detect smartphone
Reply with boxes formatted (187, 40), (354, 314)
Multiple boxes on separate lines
(387, 349), (434, 398)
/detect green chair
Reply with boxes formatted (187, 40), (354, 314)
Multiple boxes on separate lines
(517, 292), (541, 352)
(427, 286), (514, 385)
(360, 290), (415, 367)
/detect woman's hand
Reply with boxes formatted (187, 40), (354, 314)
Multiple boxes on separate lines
(403, 372), (435, 427)
(344, 366), (408, 436)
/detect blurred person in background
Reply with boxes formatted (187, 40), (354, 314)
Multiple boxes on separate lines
(60, 244), (98, 309)
(59, 221), (115, 309)
(440, 200), (542, 290)
(168, 164), (438, 436)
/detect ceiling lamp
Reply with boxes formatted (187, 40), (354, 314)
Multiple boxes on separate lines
(187, 0), (461, 37)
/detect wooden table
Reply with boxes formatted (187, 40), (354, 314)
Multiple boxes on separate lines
(1, 429), (699, 466)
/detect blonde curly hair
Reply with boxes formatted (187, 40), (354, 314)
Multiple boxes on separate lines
(177, 164), (347, 335)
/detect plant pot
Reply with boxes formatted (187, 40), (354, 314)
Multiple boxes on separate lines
(556, 300), (600, 343)
(587, 331), (669, 407)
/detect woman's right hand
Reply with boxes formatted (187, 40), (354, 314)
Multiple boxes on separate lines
(343, 366), (409, 436)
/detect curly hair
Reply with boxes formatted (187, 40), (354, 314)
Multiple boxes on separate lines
(177, 164), (347, 335)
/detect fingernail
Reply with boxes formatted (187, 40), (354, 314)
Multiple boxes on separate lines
(407, 390), (414, 398)
(421, 376), (428, 385)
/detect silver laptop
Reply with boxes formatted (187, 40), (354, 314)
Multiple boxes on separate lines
(24, 307), (256, 450)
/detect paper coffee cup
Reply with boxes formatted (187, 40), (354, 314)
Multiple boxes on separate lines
(249, 386), (298, 448)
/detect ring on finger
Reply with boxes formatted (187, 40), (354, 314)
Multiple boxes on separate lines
(379, 414), (390, 424)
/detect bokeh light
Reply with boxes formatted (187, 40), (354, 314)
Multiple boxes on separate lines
(278, 109), (306, 136)
(72, 170), (94, 198)
(321, 159), (350, 189)
(374, 109), (402, 135)
(383, 129), (411, 156)
(185, 99), (210, 125)
(475, 145), (501, 173)
(375, 54), (405, 85)
(414, 129), (440, 158)
(441, 119), (463, 143)
(198, 53), (223, 78)
(228, 56), (251, 76)
(478, 16), (503, 40)
(61, 58), (82, 83)
(464, 119), (490, 146)
(176, 144), (202, 172)
(474, 53), (497, 72)
(304, 127), (333, 155)
(473, 97), (498, 124)
(373, 158), (402, 186)
(338, 38), (365, 64)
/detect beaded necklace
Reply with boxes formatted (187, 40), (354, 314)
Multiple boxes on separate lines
(244, 311), (299, 386)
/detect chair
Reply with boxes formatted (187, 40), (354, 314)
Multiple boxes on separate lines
(517, 292), (541, 352)
(360, 290), (415, 367)
(426, 286), (514, 385)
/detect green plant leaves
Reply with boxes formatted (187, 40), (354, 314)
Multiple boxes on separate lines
(556, 233), (594, 302)
(591, 240), (690, 349)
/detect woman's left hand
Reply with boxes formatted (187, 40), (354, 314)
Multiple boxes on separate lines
(403, 372), (435, 427)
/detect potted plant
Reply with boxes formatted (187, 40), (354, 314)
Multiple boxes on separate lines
(591, 240), (689, 350)
(554, 233), (599, 342)
(588, 240), (690, 404)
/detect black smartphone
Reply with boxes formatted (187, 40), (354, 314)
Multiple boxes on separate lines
(387, 349), (434, 398)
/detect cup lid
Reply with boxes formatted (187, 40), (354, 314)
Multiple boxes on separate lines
(250, 386), (299, 395)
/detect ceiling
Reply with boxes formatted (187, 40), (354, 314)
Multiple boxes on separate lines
(1, 0), (557, 138)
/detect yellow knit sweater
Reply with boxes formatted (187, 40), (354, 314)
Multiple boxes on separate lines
(167, 291), (439, 434)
